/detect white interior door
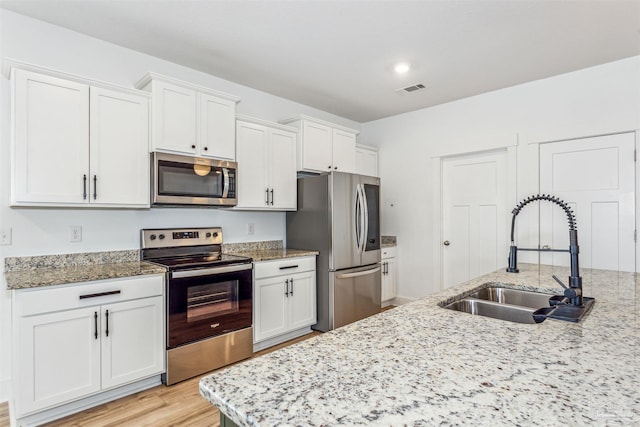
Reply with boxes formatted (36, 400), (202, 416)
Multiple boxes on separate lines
(442, 150), (508, 288)
(539, 133), (635, 272)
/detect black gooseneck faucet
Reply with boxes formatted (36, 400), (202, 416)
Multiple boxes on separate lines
(507, 194), (583, 307)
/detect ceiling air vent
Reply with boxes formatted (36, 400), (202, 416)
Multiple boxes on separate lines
(395, 82), (426, 96)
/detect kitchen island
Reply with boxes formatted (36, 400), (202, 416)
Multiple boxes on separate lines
(199, 264), (639, 425)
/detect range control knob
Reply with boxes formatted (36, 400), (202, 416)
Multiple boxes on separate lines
(159, 234), (165, 240)
(206, 232), (212, 238)
(149, 234), (156, 241)
(212, 232), (219, 238)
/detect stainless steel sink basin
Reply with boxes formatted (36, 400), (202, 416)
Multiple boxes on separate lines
(444, 298), (538, 324)
(468, 287), (555, 309)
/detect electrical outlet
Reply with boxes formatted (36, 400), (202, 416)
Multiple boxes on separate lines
(70, 226), (82, 242)
(247, 223), (255, 235)
(0, 228), (12, 245)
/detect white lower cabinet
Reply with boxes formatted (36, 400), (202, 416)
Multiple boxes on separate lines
(13, 275), (164, 419)
(253, 256), (316, 350)
(381, 247), (397, 306)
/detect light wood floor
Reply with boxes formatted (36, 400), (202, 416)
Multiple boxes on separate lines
(1, 307), (395, 427)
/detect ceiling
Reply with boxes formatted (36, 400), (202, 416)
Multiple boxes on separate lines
(2, 0), (639, 123)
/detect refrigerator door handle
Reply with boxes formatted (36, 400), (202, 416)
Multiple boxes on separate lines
(362, 183), (369, 251)
(354, 184), (362, 254)
(358, 184), (366, 254)
(336, 266), (381, 279)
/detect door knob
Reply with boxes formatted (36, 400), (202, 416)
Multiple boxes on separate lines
(443, 240), (450, 246)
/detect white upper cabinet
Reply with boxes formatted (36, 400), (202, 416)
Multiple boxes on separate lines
(137, 73), (240, 160)
(235, 116), (297, 210)
(11, 68), (150, 207)
(279, 115), (359, 174)
(355, 144), (379, 177)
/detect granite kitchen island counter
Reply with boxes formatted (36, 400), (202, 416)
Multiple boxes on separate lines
(200, 263), (639, 426)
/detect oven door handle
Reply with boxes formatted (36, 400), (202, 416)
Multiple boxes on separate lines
(171, 263), (252, 279)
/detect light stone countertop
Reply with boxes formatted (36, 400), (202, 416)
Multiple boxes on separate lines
(235, 248), (319, 262)
(200, 263), (640, 426)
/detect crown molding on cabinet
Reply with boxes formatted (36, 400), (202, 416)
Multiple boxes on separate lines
(279, 114), (360, 135)
(135, 72), (241, 103)
(236, 114), (298, 133)
(2, 58), (150, 98)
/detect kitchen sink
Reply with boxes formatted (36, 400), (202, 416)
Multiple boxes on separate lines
(468, 286), (555, 309)
(444, 298), (538, 324)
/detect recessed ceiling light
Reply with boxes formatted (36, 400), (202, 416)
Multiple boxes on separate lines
(394, 62), (410, 74)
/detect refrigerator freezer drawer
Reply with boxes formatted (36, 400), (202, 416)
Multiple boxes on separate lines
(332, 265), (382, 329)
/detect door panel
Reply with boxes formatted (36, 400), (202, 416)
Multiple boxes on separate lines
(540, 133), (635, 272)
(331, 172), (359, 270)
(332, 265), (381, 329)
(236, 121), (269, 208)
(442, 150), (508, 289)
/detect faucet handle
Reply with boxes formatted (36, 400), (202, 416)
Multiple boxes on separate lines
(552, 275), (568, 290)
(552, 275), (578, 299)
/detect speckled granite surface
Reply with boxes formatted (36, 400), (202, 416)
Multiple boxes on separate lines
(200, 263), (639, 426)
(239, 248), (318, 262)
(4, 250), (166, 290)
(381, 235), (397, 247)
(224, 240), (283, 253)
(224, 240), (317, 262)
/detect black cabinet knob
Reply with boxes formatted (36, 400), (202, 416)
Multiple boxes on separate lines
(191, 145), (196, 149)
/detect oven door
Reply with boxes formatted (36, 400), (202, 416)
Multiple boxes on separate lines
(151, 152), (237, 206)
(167, 263), (252, 348)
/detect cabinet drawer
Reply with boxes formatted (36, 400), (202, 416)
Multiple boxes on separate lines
(15, 275), (164, 317)
(254, 256), (316, 279)
(381, 246), (397, 259)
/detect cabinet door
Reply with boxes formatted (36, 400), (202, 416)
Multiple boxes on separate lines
(89, 87), (150, 206)
(152, 80), (197, 154)
(332, 129), (356, 173)
(355, 146), (379, 177)
(254, 276), (288, 342)
(101, 296), (164, 389)
(287, 271), (316, 331)
(300, 121), (332, 173)
(16, 307), (101, 415)
(199, 93), (236, 160)
(236, 121), (269, 208)
(381, 258), (397, 302)
(269, 128), (297, 210)
(12, 69), (89, 205)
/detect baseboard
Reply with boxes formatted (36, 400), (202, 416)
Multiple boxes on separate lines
(253, 327), (313, 352)
(391, 295), (415, 306)
(14, 375), (161, 427)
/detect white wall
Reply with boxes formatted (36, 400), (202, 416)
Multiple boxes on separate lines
(0, 9), (361, 403)
(361, 55), (640, 302)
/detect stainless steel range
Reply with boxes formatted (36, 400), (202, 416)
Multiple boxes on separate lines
(141, 227), (253, 385)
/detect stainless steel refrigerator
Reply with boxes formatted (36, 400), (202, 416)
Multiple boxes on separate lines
(286, 172), (381, 332)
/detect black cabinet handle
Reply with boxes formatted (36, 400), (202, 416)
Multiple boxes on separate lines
(290, 278), (294, 296)
(265, 188), (269, 205)
(83, 174), (87, 200)
(105, 309), (110, 337)
(279, 265), (299, 270)
(93, 175), (97, 200)
(285, 279), (289, 297)
(79, 290), (121, 300)
(94, 311), (98, 340)
(270, 189), (274, 205)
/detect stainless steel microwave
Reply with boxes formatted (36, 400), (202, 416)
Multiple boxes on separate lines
(151, 152), (237, 207)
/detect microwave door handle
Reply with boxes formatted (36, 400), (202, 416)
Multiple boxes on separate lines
(222, 168), (230, 198)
